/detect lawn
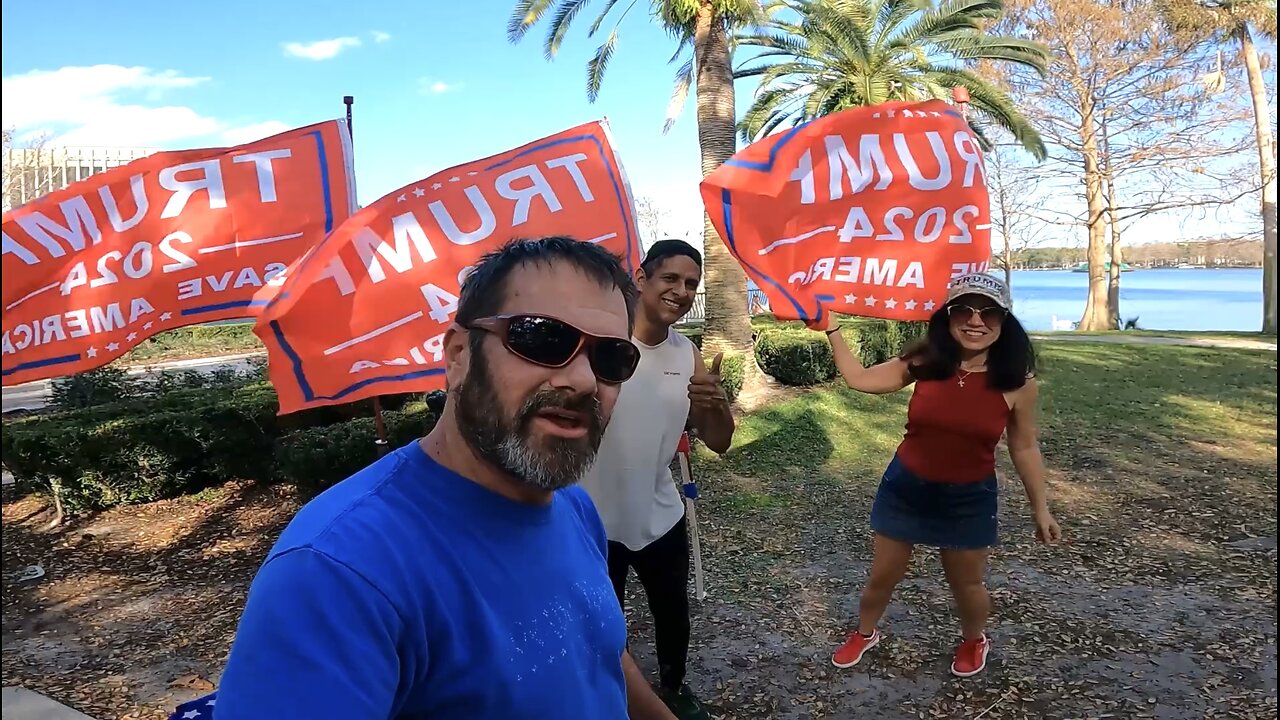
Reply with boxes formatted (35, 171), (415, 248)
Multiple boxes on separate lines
(2, 342), (1276, 720)
(116, 323), (262, 366)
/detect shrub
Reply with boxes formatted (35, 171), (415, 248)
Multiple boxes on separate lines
(275, 402), (439, 496)
(718, 353), (745, 404)
(49, 367), (137, 410)
(754, 329), (837, 386)
(854, 320), (928, 366)
(753, 320), (928, 386)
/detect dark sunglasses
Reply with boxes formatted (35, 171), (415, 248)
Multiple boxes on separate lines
(465, 314), (641, 384)
(947, 303), (1008, 327)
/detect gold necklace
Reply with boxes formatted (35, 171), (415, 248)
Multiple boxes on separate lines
(957, 364), (986, 387)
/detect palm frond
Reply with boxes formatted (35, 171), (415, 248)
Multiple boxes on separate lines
(893, 0), (1004, 48)
(545, 0), (592, 60)
(664, 56), (696, 134)
(930, 68), (1046, 159)
(586, 28), (620, 102)
(588, 0), (624, 36)
(508, 0), (557, 43)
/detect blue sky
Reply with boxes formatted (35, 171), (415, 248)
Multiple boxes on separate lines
(1, 0), (727, 235)
(1, 0), (1264, 246)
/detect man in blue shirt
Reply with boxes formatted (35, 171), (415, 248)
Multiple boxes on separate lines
(213, 237), (678, 719)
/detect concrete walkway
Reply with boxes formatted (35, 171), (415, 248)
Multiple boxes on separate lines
(2, 688), (95, 720)
(1032, 333), (1277, 352)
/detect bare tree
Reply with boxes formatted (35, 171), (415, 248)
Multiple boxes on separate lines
(987, 144), (1050, 291)
(1159, 0), (1276, 333)
(633, 195), (672, 248)
(1001, 0), (1256, 330)
(3, 128), (56, 211)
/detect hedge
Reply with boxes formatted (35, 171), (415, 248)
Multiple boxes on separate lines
(1, 380), (430, 515)
(3, 382), (280, 514)
(275, 402), (438, 495)
(753, 320), (928, 387)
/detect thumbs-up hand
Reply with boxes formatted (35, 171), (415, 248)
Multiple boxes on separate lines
(688, 352), (728, 409)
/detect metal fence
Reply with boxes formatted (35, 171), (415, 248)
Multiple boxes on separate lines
(675, 289), (771, 325)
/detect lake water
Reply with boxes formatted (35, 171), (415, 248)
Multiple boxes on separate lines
(1009, 268), (1264, 332)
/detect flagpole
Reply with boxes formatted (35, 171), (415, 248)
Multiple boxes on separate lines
(343, 94), (391, 457)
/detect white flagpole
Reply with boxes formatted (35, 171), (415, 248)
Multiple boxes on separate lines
(677, 432), (706, 601)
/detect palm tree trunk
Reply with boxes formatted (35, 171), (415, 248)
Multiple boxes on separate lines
(1077, 96), (1115, 331)
(1240, 28), (1277, 334)
(694, 2), (754, 359)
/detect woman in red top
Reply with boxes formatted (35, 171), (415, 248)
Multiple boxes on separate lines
(813, 272), (1061, 678)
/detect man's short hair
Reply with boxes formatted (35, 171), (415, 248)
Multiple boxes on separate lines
(457, 237), (638, 332)
(640, 239), (702, 277)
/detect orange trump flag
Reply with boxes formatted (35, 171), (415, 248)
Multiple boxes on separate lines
(256, 120), (642, 415)
(701, 100), (993, 324)
(1, 120), (356, 386)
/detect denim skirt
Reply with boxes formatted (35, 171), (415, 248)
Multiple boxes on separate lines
(869, 455), (999, 549)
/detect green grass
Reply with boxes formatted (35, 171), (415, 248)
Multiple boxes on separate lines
(118, 323), (263, 366)
(694, 341), (1278, 527)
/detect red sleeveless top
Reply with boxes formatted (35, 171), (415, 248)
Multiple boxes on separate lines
(896, 373), (1011, 484)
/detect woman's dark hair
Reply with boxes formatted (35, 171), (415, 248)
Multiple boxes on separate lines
(901, 302), (1037, 391)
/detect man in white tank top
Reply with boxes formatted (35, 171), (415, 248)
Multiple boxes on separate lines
(579, 240), (736, 720)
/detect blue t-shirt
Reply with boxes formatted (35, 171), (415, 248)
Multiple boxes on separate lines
(215, 442), (629, 719)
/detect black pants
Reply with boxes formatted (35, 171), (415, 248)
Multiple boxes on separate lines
(607, 518), (690, 690)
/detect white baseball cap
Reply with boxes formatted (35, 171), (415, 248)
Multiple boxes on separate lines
(946, 272), (1011, 310)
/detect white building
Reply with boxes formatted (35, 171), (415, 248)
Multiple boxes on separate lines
(2, 145), (155, 211)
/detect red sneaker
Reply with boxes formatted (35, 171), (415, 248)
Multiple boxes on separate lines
(950, 635), (990, 677)
(831, 629), (881, 668)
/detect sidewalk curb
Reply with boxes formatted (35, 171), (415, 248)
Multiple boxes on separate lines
(3, 352), (267, 393)
(2, 687), (96, 720)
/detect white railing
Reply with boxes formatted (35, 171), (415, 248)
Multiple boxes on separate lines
(3, 146), (156, 210)
(676, 289), (771, 324)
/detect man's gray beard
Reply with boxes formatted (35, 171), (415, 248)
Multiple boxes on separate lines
(453, 350), (605, 492)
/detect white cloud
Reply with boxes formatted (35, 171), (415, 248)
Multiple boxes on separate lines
(417, 78), (461, 95)
(221, 121), (292, 145)
(282, 37), (362, 61)
(2, 65), (208, 131)
(371, 31), (391, 43)
(1, 65), (287, 149)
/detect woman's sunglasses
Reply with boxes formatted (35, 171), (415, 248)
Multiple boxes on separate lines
(465, 314), (641, 384)
(947, 303), (1008, 328)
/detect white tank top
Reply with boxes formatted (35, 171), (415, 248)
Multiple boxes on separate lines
(579, 328), (694, 551)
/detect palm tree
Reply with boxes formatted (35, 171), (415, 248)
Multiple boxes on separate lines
(1160, 0), (1276, 333)
(733, 0), (1049, 160)
(507, 0), (767, 369)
